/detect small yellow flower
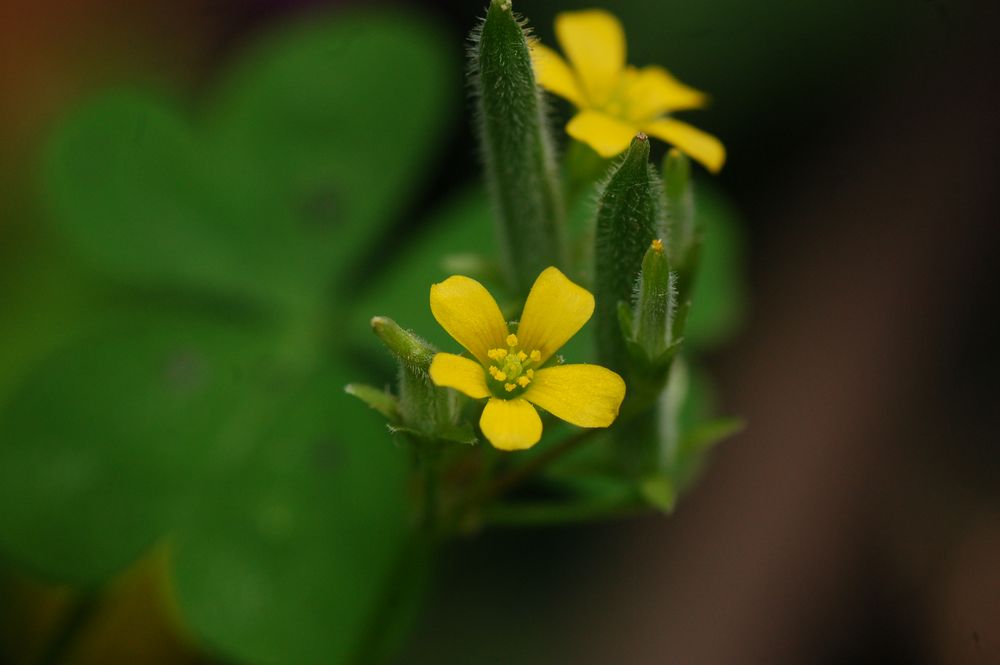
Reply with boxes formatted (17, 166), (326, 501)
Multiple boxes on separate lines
(531, 9), (725, 172)
(428, 267), (626, 451)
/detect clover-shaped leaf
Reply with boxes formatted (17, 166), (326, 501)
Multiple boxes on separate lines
(170, 366), (410, 665)
(0, 314), (267, 583)
(1, 11), (452, 665)
(44, 12), (452, 311)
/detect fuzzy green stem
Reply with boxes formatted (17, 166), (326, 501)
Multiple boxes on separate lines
(472, 0), (565, 294)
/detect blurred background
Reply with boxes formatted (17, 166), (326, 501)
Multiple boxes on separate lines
(1, 0), (998, 664)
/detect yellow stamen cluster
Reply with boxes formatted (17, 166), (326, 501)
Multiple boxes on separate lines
(486, 333), (542, 396)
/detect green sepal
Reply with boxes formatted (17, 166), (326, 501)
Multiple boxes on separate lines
(680, 417), (745, 458)
(638, 474), (676, 514)
(344, 383), (399, 422)
(369, 316), (462, 442)
(594, 134), (665, 375)
(371, 316), (435, 369)
(662, 149), (700, 303)
(471, 0), (565, 294)
(632, 239), (675, 359)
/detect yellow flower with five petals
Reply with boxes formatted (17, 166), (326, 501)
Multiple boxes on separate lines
(429, 267), (626, 451)
(531, 8), (725, 172)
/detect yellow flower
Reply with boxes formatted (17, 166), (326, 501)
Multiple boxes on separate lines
(428, 267), (626, 451)
(531, 9), (725, 173)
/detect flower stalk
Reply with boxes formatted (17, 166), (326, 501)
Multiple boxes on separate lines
(471, 0), (565, 295)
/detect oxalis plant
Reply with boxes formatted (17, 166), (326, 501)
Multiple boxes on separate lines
(0, 3), (743, 665)
(350, 3), (741, 552)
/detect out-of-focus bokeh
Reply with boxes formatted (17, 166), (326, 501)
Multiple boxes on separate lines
(2, 0), (998, 664)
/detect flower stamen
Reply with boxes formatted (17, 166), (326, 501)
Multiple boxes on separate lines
(486, 341), (544, 397)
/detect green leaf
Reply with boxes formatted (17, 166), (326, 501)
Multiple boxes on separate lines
(170, 366), (411, 665)
(44, 93), (257, 300)
(207, 13), (454, 303)
(0, 315), (265, 584)
(44, 13), (453, 309)
(638, 474), (676, 513)
(346, 188), (495, 359)
(680, 417), (745, 457)
(344, 383), (399, 422)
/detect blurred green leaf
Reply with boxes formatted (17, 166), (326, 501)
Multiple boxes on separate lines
(44, 94), (256, 300)
(0, 315), (266, 583)
(346, 188), (494, 357)
(683, 182), (749, 350)
(170, 366), (411, 665)
(345, 383), (399, 422)
(206, 13), (453, 306)
(44, 13), (453, 310)
(680, 416), (745, 457)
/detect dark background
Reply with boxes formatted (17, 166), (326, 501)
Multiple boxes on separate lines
(2, 0), (998, 663)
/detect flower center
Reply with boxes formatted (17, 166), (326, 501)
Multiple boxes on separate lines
(485, 333), (542, 397)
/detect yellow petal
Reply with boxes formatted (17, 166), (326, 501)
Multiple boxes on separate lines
(429, 353), (489, 399)
(642, 117), (726, 173)
(430, 275), (509, 365)
(516, 267), (594, 364)
(555, 9), (625, 106)
(530, 43), (585, 107)
(479, 398), (543, 451)
(622, 66), (708, 123)
(566, 110), (638, 158)
(524, 364), (626, 428)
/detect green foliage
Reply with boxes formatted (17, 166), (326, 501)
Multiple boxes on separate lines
(345, 188), (495, 359)
(0, 316), (264, 583)
(472, 0), (565, 294)
(0, 11), (452, 665)
(1, 3), (753, 663)
(170, 367), (410, 665)
(45, 14), (452, 313)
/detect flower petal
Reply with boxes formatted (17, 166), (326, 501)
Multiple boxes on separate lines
(642, 117), (726, 173)
(555, 9), (625, 106)
(430, 275), (509, 365)
(429, 353), (489, 399)
(566, 110), (638, 158)
(524, 364), (626, 428)
(531, 43), (585, 107)
(479, 398), (543, 451)
(516, 267), (594, 364)
(622, 66), (708, 123)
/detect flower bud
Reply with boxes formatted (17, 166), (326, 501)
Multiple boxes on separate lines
(632, 239), (676, 361)
(594, 134), (665, 374)
(369, 316), (463, 441)
(471, 0), (565, 294)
